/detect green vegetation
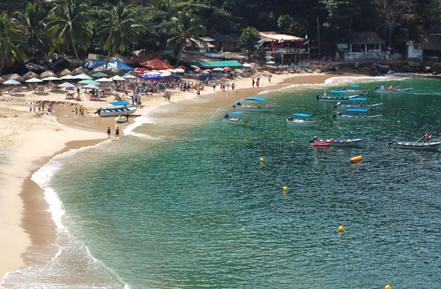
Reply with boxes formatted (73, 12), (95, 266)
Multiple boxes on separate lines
(1, 0), (441, 72)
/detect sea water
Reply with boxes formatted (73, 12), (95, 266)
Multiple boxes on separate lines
(3, 75), (441, 288)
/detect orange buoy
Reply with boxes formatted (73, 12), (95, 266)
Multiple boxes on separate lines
(350, 155), (362, 164)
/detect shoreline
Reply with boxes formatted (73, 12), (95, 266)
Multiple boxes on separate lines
(0, 71), (367, 285)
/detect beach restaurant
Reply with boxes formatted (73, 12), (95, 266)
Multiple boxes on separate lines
(258, 32), (307, 65)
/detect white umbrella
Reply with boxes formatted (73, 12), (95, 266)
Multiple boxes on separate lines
(3, 79), (21, 85)
(213, 67), (223, 72)
(25, 78), (43, 83)
(42, 76), (61, 81)
(174, 68), (185, 73)
(60, 74), (77, 80)
(159, 70), (172, 77)
(96, 77), (112, 82)
(111, 75), (126, 81)
(123, 74), (137, 79)
(59, 82), (76, 89)
(242, 63), (252, 67)
(73, 73), (93, 80)
(83, 84), (100, 89)
(266, 61), (276, 65)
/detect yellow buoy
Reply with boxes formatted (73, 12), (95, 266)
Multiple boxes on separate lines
(337, 225), (345, 233)
(259, 156), (265, 162)
(282, 186), (289, 193)
(385, 285), (392, 289)
(350, 155), (362, 164)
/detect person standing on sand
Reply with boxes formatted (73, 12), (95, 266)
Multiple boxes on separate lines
(232, 82), (235, 91)
(107, 126), (111, 138)
(252, 78), (255, 87)
(115, 126), (120, 139)
(268, 74), (272, 83)
(256, 77), (260, 87)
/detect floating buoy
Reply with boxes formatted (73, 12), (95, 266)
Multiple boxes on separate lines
(259, 156), (265, 168)
(350, 155), (362, 164)
(282, 186), (289, 193)
(385, 285), (392, 289)
(337, 225), (345, 233)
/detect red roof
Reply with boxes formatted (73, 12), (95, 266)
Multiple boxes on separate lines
(139, 57), (173, 70)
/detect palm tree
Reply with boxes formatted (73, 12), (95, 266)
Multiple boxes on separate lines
(47, 0), (93, 60)
(97, 2), (142, 55)
(166, 10), (205, 64)
(0, 12), (26, 74)
(14, 1), (49, 55)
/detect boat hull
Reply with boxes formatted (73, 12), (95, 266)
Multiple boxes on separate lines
(389, 141), (441, 150)
(335, 103), (383, 111)
(98, 106), (137, 117)
(336, 114), (382, 121)
(287, 119), (319, 127)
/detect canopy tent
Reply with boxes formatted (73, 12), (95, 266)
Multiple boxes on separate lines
(8, 73), (24, 82)
(244, 97), (266, 102)
(79, 79), (100, 85)
(139, 57), (173, 70)
(191, 60), (243, 69)
(106, 60), (133, 72)
(40, 70), (56, 78)
(110, 101), (129, 106)
(59, 68), (72, 77)
(92, 72), (108, 78)
(59, 82), (76, 89)
(3, 79), (21, 85)
(23, 71), (39, 80)
(293, 113), (313, 117)
(25, 78), (43, 83)
(346, 108), (369, 113)
(85, 59), (107, 69)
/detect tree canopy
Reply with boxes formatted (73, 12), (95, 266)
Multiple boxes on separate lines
(1, 0), (441, 71)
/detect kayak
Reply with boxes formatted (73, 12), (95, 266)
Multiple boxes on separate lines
(336, 114), (382, 121)
(311, 137), (363, 148)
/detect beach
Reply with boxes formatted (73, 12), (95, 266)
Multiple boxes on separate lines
(0, 71), (344, 284)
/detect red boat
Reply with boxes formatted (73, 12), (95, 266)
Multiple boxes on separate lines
(310, 137), (333, 148)
(310, 137), (363, 148)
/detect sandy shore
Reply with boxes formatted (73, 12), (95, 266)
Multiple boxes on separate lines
(0, 71), (351, 282)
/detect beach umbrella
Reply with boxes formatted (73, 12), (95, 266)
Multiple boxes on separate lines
(213, 67), (223, 72)
(123, 74), (137, 79)
(159, 70), (172, 77)
(174, 68), (185, 73)
(79, 79), (100, 85)
(266, 61), (275, 64)
(191, 65), (199, 69)
(96, 77), (112, 82)
(83, 84), (100, 89)
(92, 72), (108, 78)
(25, 77), (43, 83)
(42, 76), (61, 81)
(242, 63), (252, 67)
(111, 75), (126, 81)
(74, 73), (93, 80)
(9, 73), (24, 82)
(59, 82), (76, 89)
(40, 70), (56, 78)
(3, 79), (21, 85)
(60, 74), (77, 80)
(23, 71), (39, 80)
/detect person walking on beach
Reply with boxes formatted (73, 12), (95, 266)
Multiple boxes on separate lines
(268, 74), (272, 83)
(107, 126), (111, 138)
(115, 126), (120, 139)
(256, 77), (260, 88)
(231, 82), (235, 91)
(252, 78), (255, 87)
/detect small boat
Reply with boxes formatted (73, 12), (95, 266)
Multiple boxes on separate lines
(234, 97), (276, 111)
(388, 135), (441, 150)
(332, 138), (364, 147)
(335, 102), (383, 111)
(287, 113), (319, 127)
(335, 113), (382, 121)
(310, 137), (363, 148)
(223, 111), (245, 125)
(115, 115), (127, 123)
(316, 94), (359, 102)
(329, 88), (367, 95)
(96, 106), (137, 117)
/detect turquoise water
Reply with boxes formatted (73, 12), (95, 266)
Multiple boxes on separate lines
(9, 76), (441, 289)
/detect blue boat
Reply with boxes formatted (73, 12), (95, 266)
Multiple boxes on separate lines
(287, 113), (319, 127)
(234, 97), (276, 111)
(223, 111), (245, 125)
(316, 94), (360, 102)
